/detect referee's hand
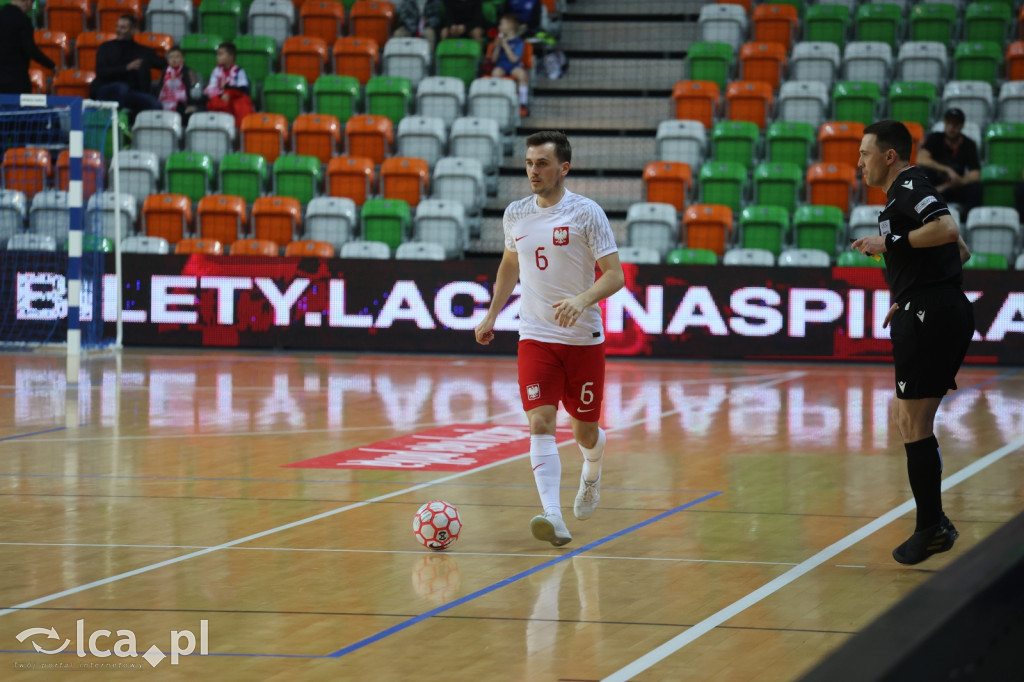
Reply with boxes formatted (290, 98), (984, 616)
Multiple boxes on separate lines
(882, 303), (898, 329)
(850, 235), (886, 258)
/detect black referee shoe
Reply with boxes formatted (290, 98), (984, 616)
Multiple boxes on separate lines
(892, 515), (959, 565)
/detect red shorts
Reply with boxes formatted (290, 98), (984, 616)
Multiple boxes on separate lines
(517, 340), (605, 421)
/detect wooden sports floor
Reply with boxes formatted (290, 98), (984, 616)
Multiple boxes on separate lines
(1, 349), (1022, 681)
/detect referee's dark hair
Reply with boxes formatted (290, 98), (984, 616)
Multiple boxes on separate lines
(863, 120), (914, 162)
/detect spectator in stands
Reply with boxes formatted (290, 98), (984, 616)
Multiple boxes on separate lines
(489, 14), (531, 117)
(915, 108), (983, 220)
(91, 15), (166, 114)
(204, 42), (254, 130)
(393, 0), (445, 52)
(0, 0), (56, 95)
(500, 0), (542, 36)
(440, 0), (487, 44)
(158, 47), (204, 123)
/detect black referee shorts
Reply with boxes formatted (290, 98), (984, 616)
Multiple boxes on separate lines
(890, 289), (975, 400)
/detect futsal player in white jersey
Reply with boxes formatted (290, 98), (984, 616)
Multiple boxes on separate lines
(475, 131), (624, 546)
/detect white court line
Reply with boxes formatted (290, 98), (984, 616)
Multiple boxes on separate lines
(0, 370), (805, 618)
(603, 435), (1024, 682)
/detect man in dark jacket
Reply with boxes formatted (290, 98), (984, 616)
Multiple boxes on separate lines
(0, 0), (56, 94)
(91, 15), (166, 112)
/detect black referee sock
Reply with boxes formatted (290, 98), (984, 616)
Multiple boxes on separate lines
(905, 435), (944, 531)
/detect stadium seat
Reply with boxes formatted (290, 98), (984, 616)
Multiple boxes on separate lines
(196, 194), (246, 246)
(413, 198), (467, 258)
(807, 162), (858, 214)
(284, 239), (334, 258)
(56, 149), (103, 202)
(340, 239), (391, 259)
(965, 2), (1011, 43)
(1018, 253), (1024, 270)
(962, 252), (1009, 270)
(165, 152), (215, 204)
(273, 155), (322, 204)
(753, 162), (803, 214)
(726, 81), (774, 129)
(672, 81), (720, 129)
(282, 35), (328, 87)
(711, 121), (759, 169)
(145, 0), (192, 44)
(248, 0), (295, 48)
(848, 204), (884, 241)
(854, 3), (901, 49)
(417, 77), (467, 131)
(114, 150), (160, 209)
(887, 81), (938, 128)
(685, 42), (734, 91)
(3, 148), (51, 202)
(121, 235), (170, 254)
(446, 117), (498, 196)
(682, 203), (733, 256)
(185, 112), (236, 163)
(300, 0), (345, 46)
(326, 156), (375, 205)
(698, 161), (746, 213)
(1007, 41), (1024, 81)
(344, 115), (394, 165)
(349, 0), (395, 47)
(655, 120), (707, 169)
(626, 202), (678, 259)
(383, 37), (432, 89)
(134, 31), (174, 62)
(942, 81), (995, 129)
(181, 33), (222, 81)
(468, 77), (519, 142)
(432, 157), (485, 224)
(28, 190), (70, 243)
(76, 32), (115, 71)
(241, 113), (289, 164)
(379, 156), (429, 206)
(366, 75), (413, 125)
(793, 204), (844, 256)
(777, 81), (830, 129)
(293, 113), (342, 164)
(175, 237), (224, 255)
(831, 81), (883, 127)
(752, 3), (798, 51)
(965, 207), (1020, 262)
(86, 191), (137, 242)
(985, 123), (1024, 177)
(229, 238), (278, 256)
(897, 41), (949, 84)
(739, 42), (786, 90)
(765, 121), (815, 169)
(33, 30), (68, 75)
(723, 247), (775, 266)
(52, 70), (94, 98)
(819, 121), (865, 166)
(44, 0), (90, 43)
(643, 161), (692, 212)
(778, 248), (831, 267)
(305, 196), (357, 251)
(909, 3), (957, 43)
(666, 247), (718, 265)
(251, 195), (301, 246)
(262, 73), (310, 123)
(7, 233), (57, 252)
(235, 35), (277, 85)
(361, 197), (411, 250)
(333, 37), (380, 86)
(836, 250), (884, 268)
(842, 42), (893, 89)
(738, 204), (788, 255)
(697, 4), (748, 50)
(132, 110), (183, 166)
(314, 75), (361, 125)
(436, 39), (483, 89)
(142, 193), (192, 245)
(804, 4), (850, 49)
(219, 153), (268, 204)
(0, 190), (28, 244)
(997, 81), (1024, 123)
(199, 0), (241, 40)
(394, 240), (445, 260)
(616, 246), (662, 264)
(398, 116), (448, 170)
(790, 41), (842, 90)
(981, 164), (1016, 207)
(954, 41), (1003, 86)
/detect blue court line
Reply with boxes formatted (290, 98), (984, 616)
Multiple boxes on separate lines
(0, 426), (68, 442)
(325, 490), (722, 659)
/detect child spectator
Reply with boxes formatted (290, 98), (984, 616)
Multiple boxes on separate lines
(393, 0), (445, 52)
(203, 42), (254, 129)
(489, 14), (531, 116)
(440, 0), (487, 44)
(500, 0), (541, 36)
(158, 47), (204, 123)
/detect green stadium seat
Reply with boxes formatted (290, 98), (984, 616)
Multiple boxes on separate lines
(981, 164), (1016, 207)
(954, 41), (1003, 86)
(985, 122), (1024, 177)
(314, 75), (361, 124)
(793, 205), (844, 256)
(165, 152), (215, 204)
(435, 39), (482, 88)
(666, 247), (718, 265)
(366, 75), (412, 125)
(199, 0), (241, 41)
(888, 81), (938, 128)
(273, 155), (322, 204)
(685, 42), (734, 90)
(965, 2), (1011, 43)
(962, 252), (1009, 270)
(832, 81), (882, 127)
(909, 3), (957, 43)
(854, 3), (902, 49)
(804, 4), (850, 48)
(235, 34), (277, 85)
(698, 161), (747, 213)
(263, 73), (309, 124)
(362, 197), (412, 250)
(837, 250), (885, 268)
(766, 121), (815, 169)
(711, 121), (760, 169)
(84, 108), (129, 158)
(64, 234), (114, 252)
(753, 162), (803, 214)
(739, 205), (788, 256)
(219, 153), (268, 205)
(181, 33), (223, 81)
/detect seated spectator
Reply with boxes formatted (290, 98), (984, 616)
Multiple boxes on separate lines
(500, 0), (542, 36)
(393, 0), (444, 53)
(91, 15), (166, 114)
(158, 47), (204, 123)
(916, 108), (983, 220)
(488, 14), (531, 116)
(204, 42), (254, 129)
(441, 0), (487, 44)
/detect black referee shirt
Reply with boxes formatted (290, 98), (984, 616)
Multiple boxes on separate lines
(877, 166), (962, 302)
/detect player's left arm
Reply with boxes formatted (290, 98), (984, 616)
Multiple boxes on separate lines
(552, 252), (625, 327)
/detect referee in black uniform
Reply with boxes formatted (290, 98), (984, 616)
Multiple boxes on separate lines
(852, 120), (974, 565)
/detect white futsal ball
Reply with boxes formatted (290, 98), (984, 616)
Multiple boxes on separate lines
(413, 501), (462, 550)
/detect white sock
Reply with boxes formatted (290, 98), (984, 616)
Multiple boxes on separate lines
(518, 84), (529, 105)
(529, 434), (561, 516)
(579, 428), (605, 483)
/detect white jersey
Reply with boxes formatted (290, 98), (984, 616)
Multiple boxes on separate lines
(503, 189), (618, 345)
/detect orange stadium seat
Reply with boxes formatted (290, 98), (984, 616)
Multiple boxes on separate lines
(251, 195), (302, 246)
(52, 70), (95, 98)
(196, 195), (247, 246)
(751, 3), (799, 51)
(683, 204), (733, 256)
(349, 0), (395, 49)
(282, 35), (328, 86)
(142, 194), (193, 245)
(96, 0), (142, 33)
(726, 81), (774, 129)
(175, 237), (224, 254)
(345, 115), (394, 166)
(135, 33), (174, 81)
(76, 32), (117, 71)
(807, 163), (858, 214)
(327, 156), (376, 205)
(300, 0), (345, 46)
(672, 81), (720, 128)
(230, 238), (279, 256)
(740, 42), (787, 90)
(3, 148), (51, 200)
(44, 0), (90, 43)
(380, 156), (429, 206)
(292, 113), (341, 164)
(34, 30), (68, 75)
(333, 37), (380, 85)
(57, 149), (104, 201)
(241, 113), (290, 164)
(819, 121), (865, 166)
(28, 68), (46, 95)
(1007, 41), (1024, 80)
(643, 161), (693, 212)
(284, 239), (334, 257)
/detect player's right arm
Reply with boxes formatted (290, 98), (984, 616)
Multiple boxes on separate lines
(475, 248), (520, 345)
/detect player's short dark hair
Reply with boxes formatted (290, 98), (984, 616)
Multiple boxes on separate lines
(218, 42), (237, 58)
(863, 120), (913, 162)
(118, 14), (137, 30)
(525, 131), (572, 164)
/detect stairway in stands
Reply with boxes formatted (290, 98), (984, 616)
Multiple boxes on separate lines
(472, 0), (703, 254)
